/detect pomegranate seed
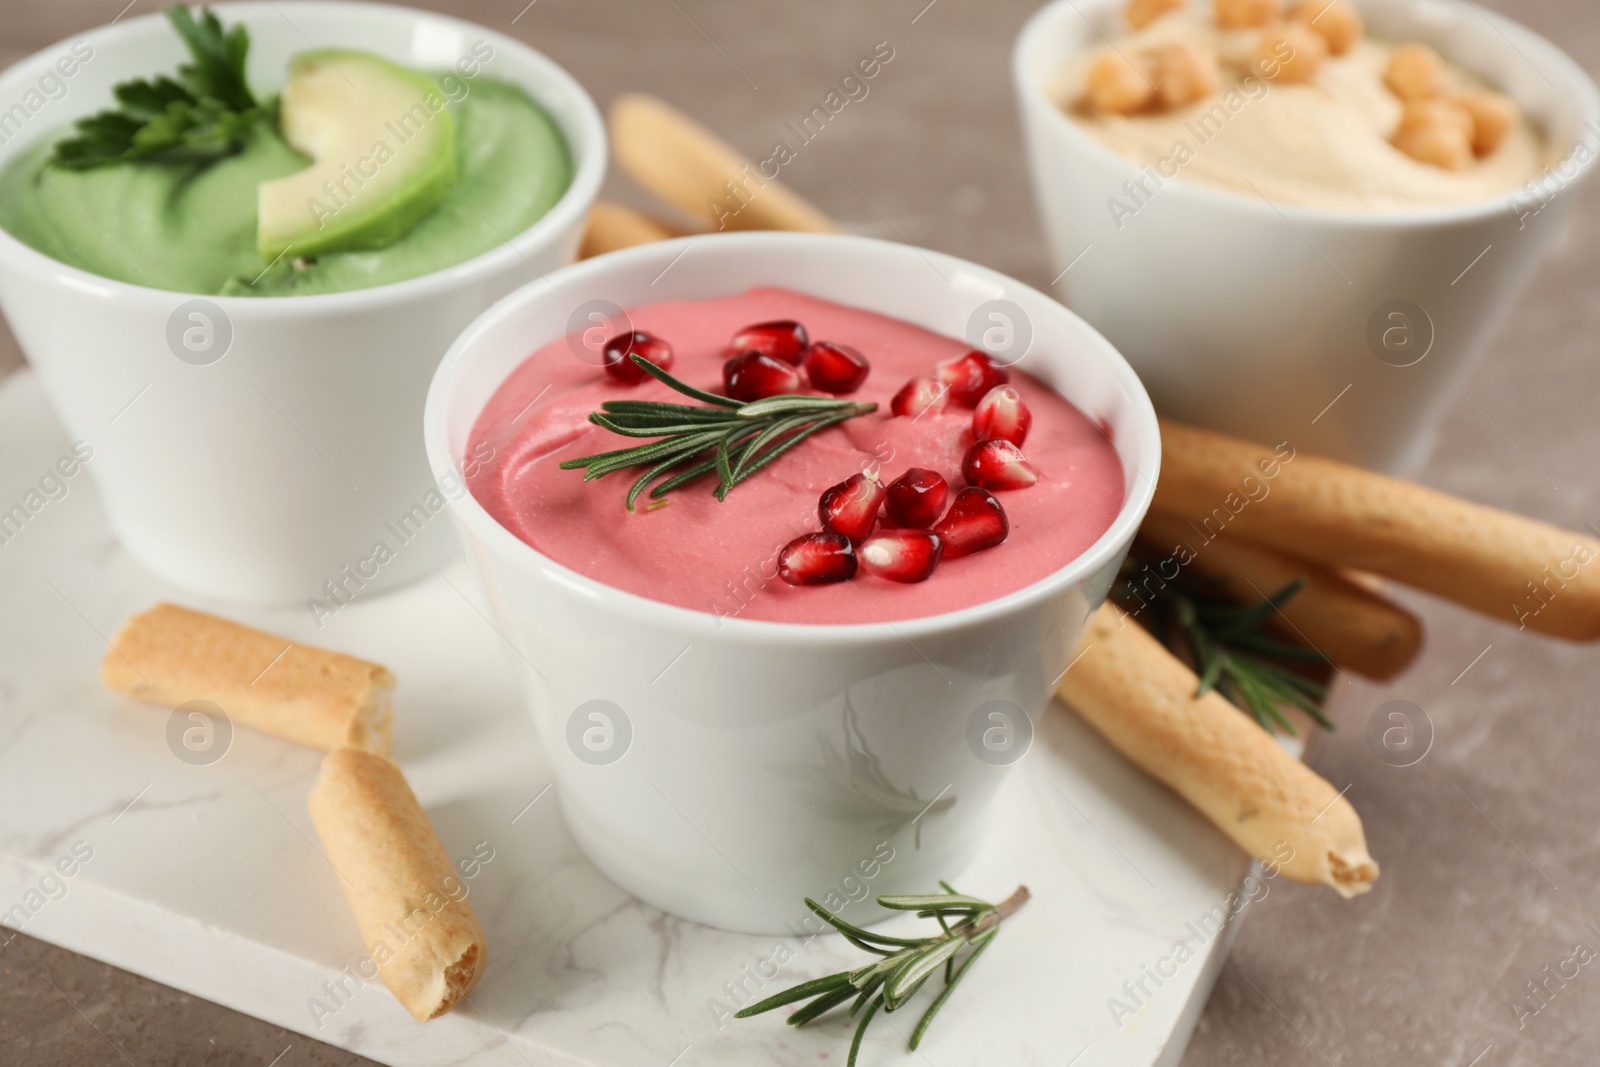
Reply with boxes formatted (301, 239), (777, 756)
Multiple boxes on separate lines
(858, 529), (943, 584)
(884, 468), (949, 529)
(730, 320), (808, 364)
(602, 331), (674, 384)
(778, 532), (857, 585)
(972, 385), (1031, 446)
(962, 439), (1040, 491)
(890, 376), (949, 418)
(723, 351), (802, 401)
(802, 341), (871, 395)
(933, 487), (1010, 558)
(936, 351), (1010, 407)
(818, 472), (886, 543)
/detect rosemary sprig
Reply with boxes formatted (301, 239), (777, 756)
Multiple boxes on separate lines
(1115, 560), (1331, 734)
(559, 355), (877, 509)
(737, 883), (1029, 1067)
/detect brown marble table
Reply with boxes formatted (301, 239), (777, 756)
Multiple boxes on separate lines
(3, 0), (1598, 1064)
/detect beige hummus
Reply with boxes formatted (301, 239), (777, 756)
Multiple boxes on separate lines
(1056, 10), (1548, 211)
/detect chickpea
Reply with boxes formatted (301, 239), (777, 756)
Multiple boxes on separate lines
(1215, 0), (1279, 30)
(1410, 98), (1473, 139)
(1256, 22), (1329, 83)
(1288, 0), (1363, 56)
(1086, 49), (1156, 114)
(1455, 89), (1519, 156)
(1384, 43), (1447, 101)
(1152, 42), (1222, 108)
(1126, 0), (1185, 30)
(1392, 100), (1474, 170)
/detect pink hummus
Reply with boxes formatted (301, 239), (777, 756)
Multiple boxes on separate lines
(466, 288), (1125, 624)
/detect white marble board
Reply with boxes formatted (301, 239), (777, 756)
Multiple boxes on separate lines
(0, 368), (1274, 1067)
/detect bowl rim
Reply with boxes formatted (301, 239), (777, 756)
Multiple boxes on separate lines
(0, 0), (606, 310)
(1012, 0), (1600, 229)
(424, 231), (1162, 644)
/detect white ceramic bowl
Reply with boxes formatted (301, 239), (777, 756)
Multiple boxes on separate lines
(1015, 0), (1600, 473)
(425, 232), (1160, 933)
(0, 1), (605, 604)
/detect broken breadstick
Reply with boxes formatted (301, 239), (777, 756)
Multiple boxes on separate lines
(1060, 604), (1379, 897)
(309, 748), (487, 1022)
(1136, 512), (1424, 680)
(1153, 418), (1600, 641)
(101, 603), (393, 754)
(580, 200), (677, 259)
(609, 93), (839, 234)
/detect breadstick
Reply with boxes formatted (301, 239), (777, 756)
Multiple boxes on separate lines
(609, 93), (839, 234)
(308, 749), (486, 1021)
(102, 603), (392, 754)
(1153, 418), (1600, 641)
(580, 200), (676, 259)
(1135, 512), (1424, 680)
(1059, 604), (1379, 897)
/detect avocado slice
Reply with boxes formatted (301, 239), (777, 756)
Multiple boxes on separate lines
(257, 50), (458, 260)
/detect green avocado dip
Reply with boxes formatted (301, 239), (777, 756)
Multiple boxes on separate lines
(0, 76), (571, 297)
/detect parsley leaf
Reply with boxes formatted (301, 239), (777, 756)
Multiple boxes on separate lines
(51, 6), (264, 170)
(166, 5), (255, 112)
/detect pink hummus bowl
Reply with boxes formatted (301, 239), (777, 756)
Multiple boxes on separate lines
(423, 233), (1159, 933)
